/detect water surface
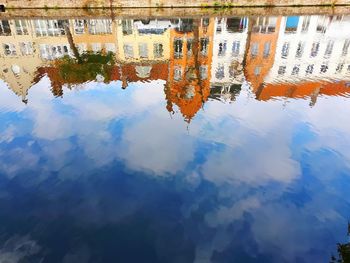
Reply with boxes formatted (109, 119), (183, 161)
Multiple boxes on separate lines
(0, 14), (350, 263)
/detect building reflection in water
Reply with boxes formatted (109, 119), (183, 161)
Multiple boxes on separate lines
(0, 15), (349, 120)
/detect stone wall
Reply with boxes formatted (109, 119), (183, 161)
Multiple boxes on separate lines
(2, 0), (350, 9)
(1, 6), (350, 19)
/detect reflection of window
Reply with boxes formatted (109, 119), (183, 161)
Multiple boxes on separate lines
(316, 16), (327, 33)
(253, 16), (276, 33)
(39, 44), (69, 60)
(74, 19), (85, 34)
(278, 66), (286, 75)
(232, 41), (240, 57)
(199, 65), (208, 80)
(0, 20), (11, 36)
(19, 42), (33, 55)
(306, 64), (314, 74)
(348, 65), (350, 72)
(77, 43), (87, 54)
(336, 63), (344, 73)
(15, 20), (28, 35)
(91, 43), (102, 53)
(218, 41), (227, 56)
(34, 20), (67, 37)
(342, 39), (350, 56)
(202, 18), (209, 33)
(263, 41), (271, 58)
(174, 38), (183, 58)
(174, 66), (182, 81)
(88, 19), (112, 34)
(139, 43), (148, 58)
(123, 44), (134, 58)
(292, 65), (300, 75)
(105, 43), (115, 53)
(153, 43), (164, 58)
(3, 43), (16, 56)
(295, 42), (304, 58)
(254, 66), (261, 76)
(301, 16), (310, 32)
(320, 64), (328, 73)
(251, 43), (258, 57)
(122, 20), (133, 35)
(281, 42), (289, 59)
(215, 64), (225, 80)
(285, 16), (299, 33)
(324, 40), (334, 59)
(310, 42), (319, 57)
(200, 38), (209, 56)
(187, 39), (193, 56)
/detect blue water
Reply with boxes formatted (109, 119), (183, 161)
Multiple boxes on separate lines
(0, 14), (349, 263)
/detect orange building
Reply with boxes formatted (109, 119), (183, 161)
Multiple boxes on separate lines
(244, 16), (282, 96)
(257, 80), (350, 106)
(165, 18), (214, 123)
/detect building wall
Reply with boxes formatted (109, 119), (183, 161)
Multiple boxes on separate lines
(265, 15), (350, 84)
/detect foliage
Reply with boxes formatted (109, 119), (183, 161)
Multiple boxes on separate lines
(55, 51), (115, 84)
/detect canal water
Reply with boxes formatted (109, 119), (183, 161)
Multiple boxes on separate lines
(0, 13), (350, 262)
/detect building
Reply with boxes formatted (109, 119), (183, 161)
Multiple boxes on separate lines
(210, 16), (248, 102)
(165, 18), (214, 123)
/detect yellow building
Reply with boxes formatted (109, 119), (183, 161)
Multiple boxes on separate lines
(115, 19), (171, 62)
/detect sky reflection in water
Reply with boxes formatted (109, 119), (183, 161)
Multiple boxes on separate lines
(0, 14), (349, 263)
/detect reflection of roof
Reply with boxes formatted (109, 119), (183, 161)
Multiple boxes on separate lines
(111, 62), (169, 83)
(257, 81), (350, 101)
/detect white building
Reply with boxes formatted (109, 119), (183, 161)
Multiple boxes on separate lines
(265, 15), (350, 84)
(210, 17), (248, 101)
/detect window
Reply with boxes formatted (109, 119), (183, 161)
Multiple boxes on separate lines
(187, 39), (193, 56)
(320, 64), (328, 73)
(77, 43), (87, 54)
(3, 43), (16, 56)
(278, 66), (286, 75)
(251, 43), (258, 57)
(336, 63), (344, 73)
(174, 39), (183, 58)
(154, 43), (164, 58)
(199, 65), (208, 80)
(292, 65), (300, 75)
(34, 19), (66, 37)
(281, 42), (289, 59)
(295, 42), (304, 58)
(74, 19), (85, 34)
(122, 20), (133, 35)
(263, 41), (271, 58)
(301, 16), (310, 32)
(19, 42), (33, 55)
(91, 43), (102, 53)
(123, 44), (134, 59)
(310, 42), (319, 58)
(15, 20), (28, 35)
(0, 20), (11, 36)
(324, 40), (334, 59)
(88, 19), (112, 35)
(215, 64), (225, 80)
(218, 41), (227, 56)
(342, 39), (350, 56)
(105, 43), (115, 53)
(200, 38), (209, 56)
(139, 43), (148, 58)
(174, 66), (182, 81)
(285, 16), (299, 33)
(316, 16), (327, 33)
(39, 44), (69, 60)
(306, 64), (314, 74)
(232, 41), (240, 57)
(254, 66), (261, 76)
